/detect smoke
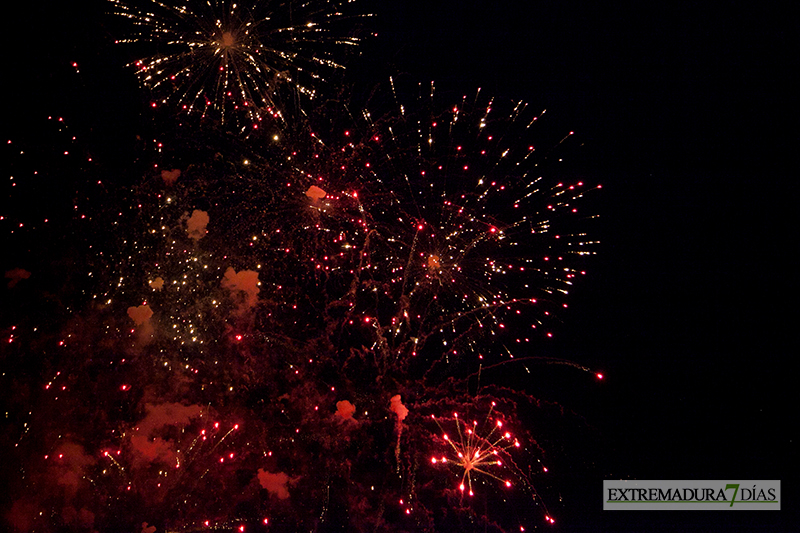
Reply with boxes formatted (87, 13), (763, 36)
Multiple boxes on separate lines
(335, 400), (356, 420)
(389, 395), (408, 422)
(128, 402), (203, 468)
(127, 304), (153, 325)
(257, 469), (292, 499)
(6, 442), (97, 531)
(389, 395), (408, 463)
(5, 268), (30, 288)
(127, 303), (154, 342)
(221, 267), (260, 313)
(161, 169), (181, 186)
(305, 185), (327, 202)
(186, 209), (209, 241)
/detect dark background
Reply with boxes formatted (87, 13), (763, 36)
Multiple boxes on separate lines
(4, 1), (797, 531)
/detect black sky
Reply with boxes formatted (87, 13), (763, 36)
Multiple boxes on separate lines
(4, 1), (797, 531)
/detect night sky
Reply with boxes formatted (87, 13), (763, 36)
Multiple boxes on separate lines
(3, 1), (797, 531)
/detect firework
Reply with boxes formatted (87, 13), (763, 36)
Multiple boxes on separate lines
(2, 80), (600, 531)
(272, 81), (601, 375)
(109, 0), (368, 128)
(431, 408), (521, 498)
(380, 392), (559, 531)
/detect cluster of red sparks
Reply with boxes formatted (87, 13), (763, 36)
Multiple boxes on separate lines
(431, 410), (520, 497)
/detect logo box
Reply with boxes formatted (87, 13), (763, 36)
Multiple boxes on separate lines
(603, 480), (780, 510)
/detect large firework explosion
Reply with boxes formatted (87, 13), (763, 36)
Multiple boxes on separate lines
(1, 5), (602, 533)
